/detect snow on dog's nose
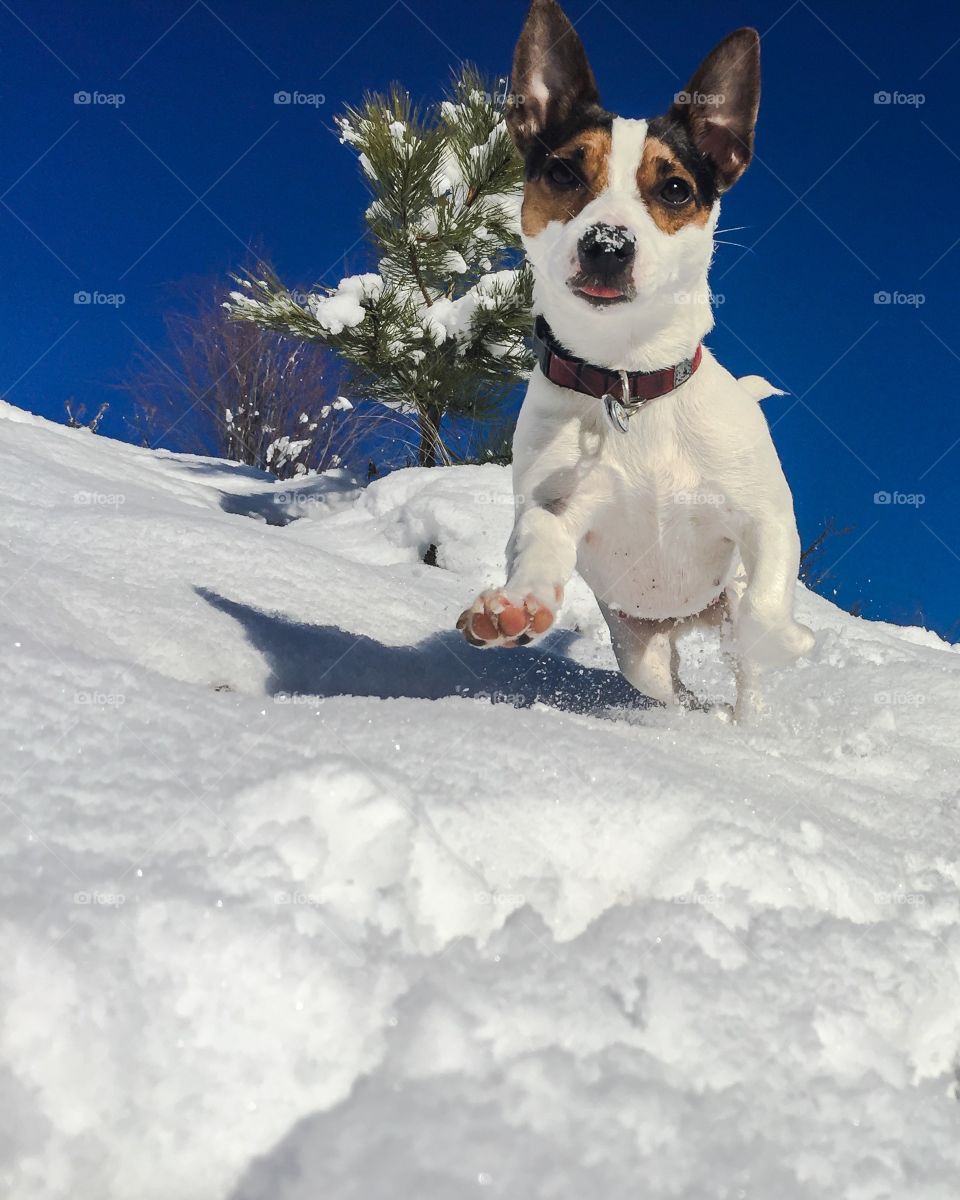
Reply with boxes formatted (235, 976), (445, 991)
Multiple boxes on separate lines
(574, 223), (636, 303)
(577, 223), (636, 273)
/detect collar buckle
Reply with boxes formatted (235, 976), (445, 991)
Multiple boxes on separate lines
(533, 316), (702, 432)
(602, 369), (633, 434)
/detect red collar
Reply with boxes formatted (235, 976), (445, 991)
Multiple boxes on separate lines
(532, 315), (702, 431)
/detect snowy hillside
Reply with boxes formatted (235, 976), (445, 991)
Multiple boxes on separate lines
(1, 399), (959, 1200)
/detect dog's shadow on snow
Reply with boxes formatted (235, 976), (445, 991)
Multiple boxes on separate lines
(198, 588), (647, 716)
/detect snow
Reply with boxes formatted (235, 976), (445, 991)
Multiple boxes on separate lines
(305, 273), (382, 335)
(431, 145), (464, 198)
(264, 435), (311, 471)
(421, 269), (525, 345)
(1, 400), (959, 1200)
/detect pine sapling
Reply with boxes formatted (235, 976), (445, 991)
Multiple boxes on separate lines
(225, 67), (533, 467)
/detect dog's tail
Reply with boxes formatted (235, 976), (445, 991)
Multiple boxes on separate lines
(738, 375), (787, 402)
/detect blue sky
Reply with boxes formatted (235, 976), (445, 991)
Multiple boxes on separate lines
(2, 0), (960, 636)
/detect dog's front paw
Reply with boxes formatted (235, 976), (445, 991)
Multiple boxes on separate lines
(456, 586), (562, 648)
(738, 611), (816, 668)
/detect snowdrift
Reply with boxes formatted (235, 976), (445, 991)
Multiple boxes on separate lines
(0, 400), (959, 1200)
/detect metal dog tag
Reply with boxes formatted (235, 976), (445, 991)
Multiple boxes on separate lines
(603, 393), (630, 434)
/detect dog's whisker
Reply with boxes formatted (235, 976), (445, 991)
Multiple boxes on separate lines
(713, 240), (752, 252)
(713, 225), (750, 235)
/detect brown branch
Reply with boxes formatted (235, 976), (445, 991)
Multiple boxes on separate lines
(407, 245), (433, 308)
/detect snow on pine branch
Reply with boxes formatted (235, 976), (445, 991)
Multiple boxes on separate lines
(225, 66), (533, 451)
(228, 265), (532, 374)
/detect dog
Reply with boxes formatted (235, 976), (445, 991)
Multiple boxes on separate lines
(457, 0), (815, 719)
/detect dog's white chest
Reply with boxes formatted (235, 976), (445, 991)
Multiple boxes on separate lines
(570, 410), (738, 619)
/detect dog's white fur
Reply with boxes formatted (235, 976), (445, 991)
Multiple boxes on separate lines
(461, 111), (814, 717)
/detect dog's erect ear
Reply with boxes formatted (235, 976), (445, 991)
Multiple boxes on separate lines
(505, 0), (600, 156)
(671, 28), (760, 190)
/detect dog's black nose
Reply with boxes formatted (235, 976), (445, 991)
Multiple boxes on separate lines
(577, 223), (636, 275)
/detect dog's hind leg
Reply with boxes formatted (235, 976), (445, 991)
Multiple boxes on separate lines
(602, 598), (737, 711)
(719, 583), (764, 722)
(600, 604), (699, 707)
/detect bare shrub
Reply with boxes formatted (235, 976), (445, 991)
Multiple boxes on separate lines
(65, 399), (109, 432)
(124, 282), (385, 479)
(799, 517), (854, 589)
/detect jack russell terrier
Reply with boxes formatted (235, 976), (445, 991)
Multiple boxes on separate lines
(457, 0), (815, 718)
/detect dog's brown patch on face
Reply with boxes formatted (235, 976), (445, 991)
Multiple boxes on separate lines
(637, 136), (711, 234)
(521, 126), (611, 237)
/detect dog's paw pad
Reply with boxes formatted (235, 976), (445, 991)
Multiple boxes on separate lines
(497, 604), (528, 638)
(457, 589), (560, 648)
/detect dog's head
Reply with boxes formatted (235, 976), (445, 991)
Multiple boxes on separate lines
(505, 0), (760, 366)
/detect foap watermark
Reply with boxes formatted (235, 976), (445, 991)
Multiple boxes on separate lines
(873, 490), (925, 507)
(474, 491), (521, 506)
(873, 90), (925, 107)
(74, 90), (125, 107)
(274, 90), (325, 107)
(75, 690), (126, 707)
(674, 289), (725, 306)
(468, 690), (527, 707)
(874, 891), (926, 906)
(74, 290), (126, 307)
(74, 490), (126, 508)
(873, 690), (926, 708)
(475, 889), (526, 907)
(275, 890), (323, 906)
(674, 90), (725, 107)
(873, 290), (924, 307)
(674, 489), (726, 507)
(273, 692), (325, 706)
(74, 889), (125, 906)
(672, 891), (724, 906)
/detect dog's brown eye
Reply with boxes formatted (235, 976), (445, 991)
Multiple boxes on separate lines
(546, 159), (580, 188)
(660, 177), (693, 206)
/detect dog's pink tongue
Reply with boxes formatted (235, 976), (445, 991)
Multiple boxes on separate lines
(579, 284), (623, 299)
